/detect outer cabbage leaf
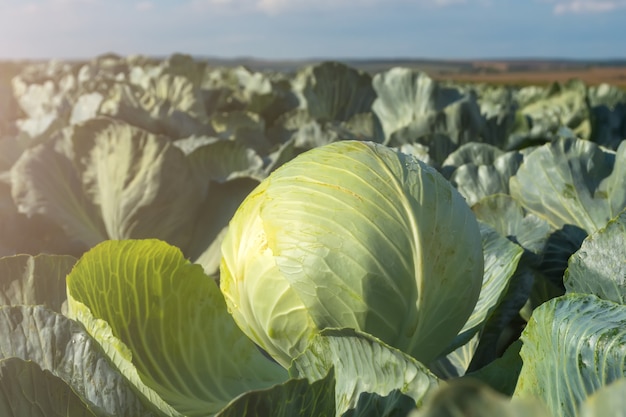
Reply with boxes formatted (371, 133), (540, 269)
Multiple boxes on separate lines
(268, 109), (384, 151)
(262, 137), (299, 175)
(289, 118), (358, 150)
(186, 178), (260, 277)
(129, 64), (164, 90)
(209, 111), (272, 154)
(291, 328), (440, 416)
(452, 223), (523, 348)
(428, 334), (480, 380)
(11, 136), (107, 248)
(565, 207), (626, 304)
(0, 64), (21, 136)
(70, 92), (104, 125)
(0, 305), (158, 417)
(292, 61), (375, 122)
(210, 110), (264, 137)
(77, 53), (134, 88)
(588, 83), (626, 149)
(13, 56), (130, 138)
(0, 135), (22, 173)
(372, 69), (487, 161)
(218, 356), (420, 417)
(0, 358), (100, 417)
(1, 176), (82, 257)
(342, 390), (418, 417)
(171, 136), (266, 275)
(411, 379), (550, 417)
(12, 57), (121, 141)
(200, 65), (297, 122)
(216, 370), (336, 417)
(472, 195), (558, 305)
(432, 223), (524, 375)
(386, 112), (476, 161)
(514, 293), (626, 417)
(158, 53), (207, 88)
(372, 68), (462, 141)
(0, 254), (76, 312)
(71, 118), (205, 251)
(443, 144), (524, 206)
(12, 74), (72, 141)
(508, 81), (591, 148)
(466, 340), (524, 397)
(396, 142), (436, 167)
(183, 138), (266, 183)
(475, 85), (520, 150)
(441, 141), (505, 173)
(199, 67), (248, 114)
(579, 378), (626, 417)
(139, 72), (207, 118)
(472, 194), (551, 255)
(466, 264), (533, 373)
(100, 75), (213, 138)
(509, 137), (626, 234)
(588, 83), (626, 109)
(67, 239), (288, 417)
(536, 224), (588, 292)
(0, 183), (16, 257)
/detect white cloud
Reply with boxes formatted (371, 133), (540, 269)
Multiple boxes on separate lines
(16, 0), (98, 14)
(49, 0), (98, 6)
(256, 0), (290, 14)
(21, 3), (44, 13)
(188, 0), (477, 15)
(433, 0), (467, 5)
(135, 1), (154, 11)
(546, 0), (626, 14)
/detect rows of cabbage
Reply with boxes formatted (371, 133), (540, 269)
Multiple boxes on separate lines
(0, 54), (626, 416)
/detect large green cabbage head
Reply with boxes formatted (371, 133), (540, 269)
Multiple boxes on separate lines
(220, 141), (483, 368)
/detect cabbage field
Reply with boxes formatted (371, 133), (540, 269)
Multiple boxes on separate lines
(1, 53), (626, 416)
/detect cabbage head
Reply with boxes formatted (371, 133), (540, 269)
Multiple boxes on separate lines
(220, 141), (483, 368)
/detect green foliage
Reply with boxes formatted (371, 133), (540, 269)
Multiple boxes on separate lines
(0, 358), (101, 417)
(66, 239), (288, 417)
(514, 294), (626, 417)
(2, 54), (626, 416)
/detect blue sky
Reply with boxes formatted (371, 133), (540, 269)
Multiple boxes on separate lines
(0, 0), (624, 60)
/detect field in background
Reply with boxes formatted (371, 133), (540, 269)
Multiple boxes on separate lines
(2, 57), (622, 137)
(427, 63), (626, 88)
(2, 57), (626, 90)
(202, 57), (626, 89)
